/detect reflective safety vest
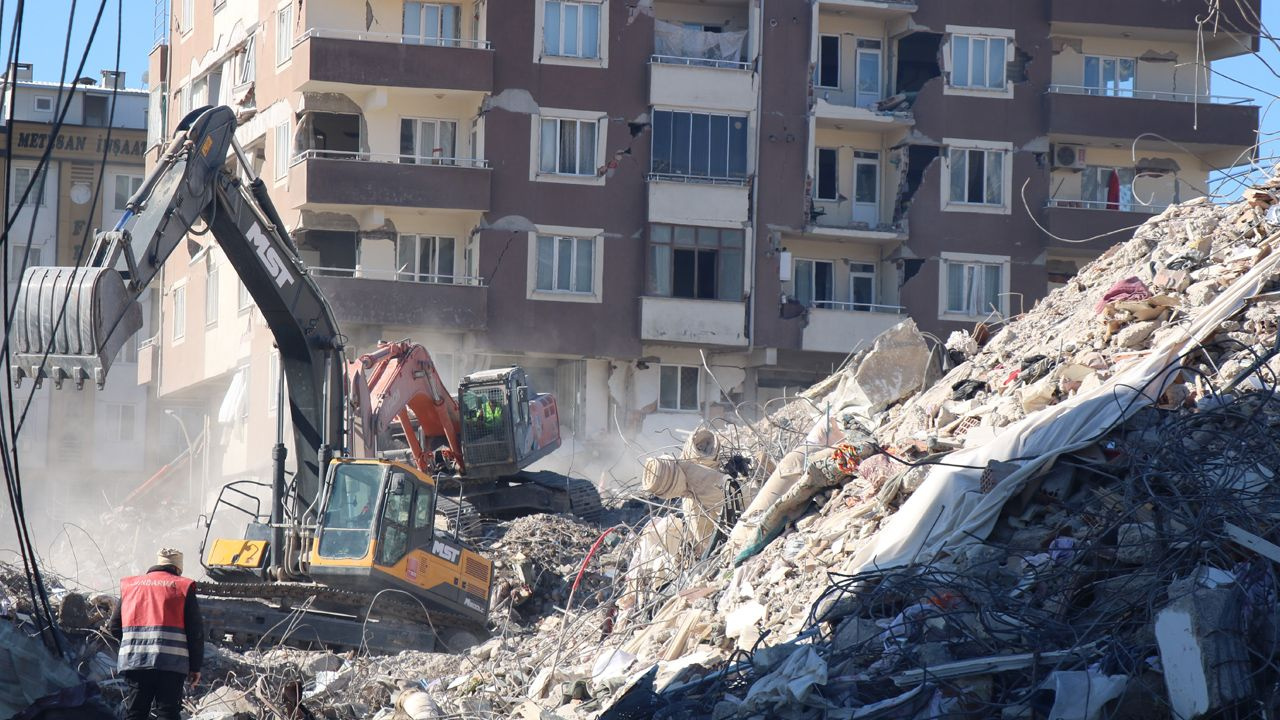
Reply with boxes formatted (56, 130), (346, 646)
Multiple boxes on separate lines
(117, 570), (195, 673)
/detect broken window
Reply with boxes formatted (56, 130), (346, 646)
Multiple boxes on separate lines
(404, 2), (462, 46)
(397, 234), (456, 283)
(544, 0), (601, 59)
(401, 118), (457, 165)
(539, 117), (598, 176)
(794, 259), (835, 309)
(944, 259), (1003, 316)
(816, 35), (840, 88)
(1084, 56), (1136, 98)
(815, 148), (839, 201)
(948, 147), (1005, 207)
(950, 34), (1006, 90)
(536, 234), (595, 294)
(659, 365), (700, 412)
(650, 110), (748, 180)
(647, 224), (744, 301)
(850, 263), (877, 311)
(235, 34), (256, 86)
(1082, 166), (1137, 211)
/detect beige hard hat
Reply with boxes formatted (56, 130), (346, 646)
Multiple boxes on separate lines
(156, 548), (184, 573)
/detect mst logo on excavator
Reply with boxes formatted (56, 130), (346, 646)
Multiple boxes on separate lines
(247, 222), (295, 289)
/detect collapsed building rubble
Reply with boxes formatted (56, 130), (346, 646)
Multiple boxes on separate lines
(10, 185), (1280, 718)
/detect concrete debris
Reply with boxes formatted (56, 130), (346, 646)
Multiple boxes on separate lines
(20, 183), (1280, 720)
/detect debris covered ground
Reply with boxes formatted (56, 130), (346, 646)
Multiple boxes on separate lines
(9, 186), (1280, 718)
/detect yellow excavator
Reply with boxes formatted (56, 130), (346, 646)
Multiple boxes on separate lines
(9, 105), (591, 651)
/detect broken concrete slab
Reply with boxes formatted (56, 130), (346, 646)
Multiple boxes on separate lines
(1155, 587), (1253, 719)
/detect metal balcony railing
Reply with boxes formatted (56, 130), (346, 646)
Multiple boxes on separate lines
(647, 172), (750, 187)
(1046, 84), (1253, 106)
(809, 301), (905, 314)
(650, 54), (752, 71)
(290, 149), (490, 169)
(294, 27), (492, 50)
(1046, 198), (1166, 214)
(308, 266), (487, 286)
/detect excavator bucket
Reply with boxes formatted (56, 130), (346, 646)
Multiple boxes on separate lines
(10, 266), (142, 388)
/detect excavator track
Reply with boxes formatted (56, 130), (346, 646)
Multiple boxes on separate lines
(195, 581), (486, 654)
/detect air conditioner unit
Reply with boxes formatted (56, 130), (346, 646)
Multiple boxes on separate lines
(1051, 143), (1087, 170)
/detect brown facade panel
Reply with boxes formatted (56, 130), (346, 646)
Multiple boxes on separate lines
(1045, 92), (1259, 149)
(312, 275), (488, 330)
(1045, 206), (1158, 253)
(305, 37), (493, 93)
(301, 158), (491, 211)
(1048, 0), (1260, 36)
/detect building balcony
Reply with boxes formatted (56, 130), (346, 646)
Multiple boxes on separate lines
(649, 56), (757, 113)
(295, 28), (493, 93)
(814, 95), (913, 133)
(802, 304), (904, 354)
(1045, 87), (1258, 167)
(1044, 199), (1166, 252)
(815, 0), (916, 17)
(640, 296), (748, 347)
(804, 219), (906, 244)
(647, 174), (751, 225)
(1047, 0), (1260, 59)
(289, 151), (491, 212)
(309, 268), (487, 331)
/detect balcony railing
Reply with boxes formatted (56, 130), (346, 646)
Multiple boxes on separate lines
(647, 172), (750, 187)
(308, 266), (487, 286)
(1046, 198), (1166, 214)
(1046, 84), (1252, 106)
(809, 301), (905, 314)
(291, 149), (490, 169)
(294, 27), (491, 50)
(650, 54), (752, 71)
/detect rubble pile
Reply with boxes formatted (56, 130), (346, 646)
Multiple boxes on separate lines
(10, 186), (1280, 719)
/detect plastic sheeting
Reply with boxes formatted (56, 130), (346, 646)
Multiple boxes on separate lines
(849, 234), (1280, 575)
(654, 20), (746, 64)
(0, 623), (82, 718)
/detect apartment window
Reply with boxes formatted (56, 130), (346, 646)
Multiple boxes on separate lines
(794, 259), (835, 309)
(944, 257), (1005, 317)
(172, 285), (187, 342)
(33, 95), (52, 113)
(397, 234), (455, 283)
(647, 224), (743, 301)
(268, 351), (281, 415)
(205, 262), (219, 326)
(855, 39), (883, 108)
(11, 166), (47, 207)
(658, 365), (699, 412)
(276, 2), (294, 65)
(180, 0), (194, 33)
(235, 35), (256, 86)
(192, 76), (209, 109)
(815, 148), (838, 201)
(400, 118), (457, 165)
(539, 117), (598, 176)
(115, 334), (138, 364)
(113, 174), (143, 211)
(273, 122), (290, 179)
(650, 110), (748, 180)
(238, 279), (252, 311)
(404, 2), (462, 46)
(177, 84), (191, 117)
(535, 234), (595, 294)
(106, 403), (136, 443)
(947, 146), (1006, 207)
(950, 34), (1006, 90)
(544, 0), (601, 59)
(8, 245), (40, 282)
(850, 263), (876, 310)
(206, 67), (224, 106)
(1084, 56), (1136, 97)
(816, 35), (839, 89)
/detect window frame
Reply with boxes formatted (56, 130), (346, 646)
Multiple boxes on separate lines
(235, 34), (257, 87)
(539, 117), (598, 176)
(276, 1), (295, 67)
(527, 227), (604, 303)
(943, 26), (1014, 98)
(237, 279), (252, 313)
(113, 174), (143, 212)
(815, 147), (839, 201)
(268, 350), (281, 416)
(171, 282), (187, 343)
(646, 224), (745, 301)
(657, 364), (701, 412)
(180, 0), (195, 35)
(32, 95), (53, 113)
(273, 121), (290, 181)
(849, 262), (877, 311)
(11, 165), (47, 207)
(530, 110), (607, 184)
(939, 251), (1010, 320)
(400, 117), (459, 165)
(649, 109), (749, 182)
(792, 258), (837, 309)
(816, 34), (840, 89)
(949, 33), (1007, 90)
(1084, 54), (1138, 98)
(403, 1), (463, 46)
(942, 139), (1012, 214)
(541, 0), (603, 61)
(205, 260), (219, 328)
(396, 233), (457, 283)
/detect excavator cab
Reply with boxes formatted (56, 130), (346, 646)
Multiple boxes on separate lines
(458, 368), (561, 478)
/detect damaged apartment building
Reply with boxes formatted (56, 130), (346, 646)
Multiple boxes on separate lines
(142, 0), (1260, 483)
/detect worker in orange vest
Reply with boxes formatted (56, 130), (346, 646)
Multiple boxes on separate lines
(107, 548), (204, 720)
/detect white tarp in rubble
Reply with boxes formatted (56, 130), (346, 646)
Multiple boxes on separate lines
(849, 235), (1280, 574)
(654, 20), (746, 63)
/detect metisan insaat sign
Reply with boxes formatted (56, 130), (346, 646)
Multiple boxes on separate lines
(13, 130), (146, 158)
